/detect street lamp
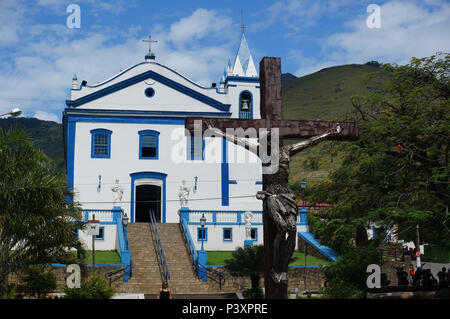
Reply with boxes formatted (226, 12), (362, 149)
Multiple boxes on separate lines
(0, 108), (22, 118)
(300, 180), (307, 209)
(200, 213), (206, 252)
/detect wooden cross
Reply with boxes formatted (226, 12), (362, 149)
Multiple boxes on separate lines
(185, 57), (359, 298)
(142, 35), (158, 53)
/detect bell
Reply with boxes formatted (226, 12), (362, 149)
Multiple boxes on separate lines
(241, 100), (249, 111)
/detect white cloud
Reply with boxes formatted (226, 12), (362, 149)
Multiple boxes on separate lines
(33, 111), (59, 122)
(325, 0), (450, 65)
(0, 7), (239, 121)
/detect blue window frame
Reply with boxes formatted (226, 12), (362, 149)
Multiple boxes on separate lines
(239, 91), (253, 119)
(197, 227), (208, 242)
(251, 228), (258, 241)
(187, 135), (205, 160)
(91, 129), (112, 158)
(138, 130), (159, 159)
(223, 228), (232, 242)
(95, 227), (105, 240)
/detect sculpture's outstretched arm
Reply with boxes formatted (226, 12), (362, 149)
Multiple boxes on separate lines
(205, 123), (259, 156)
(284, 125), (342, 157)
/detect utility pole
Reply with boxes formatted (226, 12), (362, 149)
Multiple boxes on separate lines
(416, 224), (421, 268)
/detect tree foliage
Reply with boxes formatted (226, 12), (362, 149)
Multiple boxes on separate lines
(322, 245), (381, 298)
(0, 126), (83, 298)
(63, 274), (116, 299)
(224, 245), (265, 290)
(309, 53), (449, 253)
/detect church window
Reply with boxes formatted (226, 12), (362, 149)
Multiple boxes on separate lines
(188, 135), (204, 160)
(197, 227), (207, 242)
(91, 129), (112, 158)
(223, 228), (232, 242)
(138, 130), (159, 159)
(145, 87), (155, 97)
(239, 91), (252, 119)
(251, 228), (257, 241)
(95, 227), (105, 240)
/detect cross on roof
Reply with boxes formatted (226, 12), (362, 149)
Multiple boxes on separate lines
(240, 9), (247, 34)
(142, 35), (158, 52)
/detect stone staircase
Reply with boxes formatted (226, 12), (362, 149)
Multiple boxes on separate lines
(115, 222), (234, 296)
(158, 223), (224, 294)
(115, 222), (162, 293)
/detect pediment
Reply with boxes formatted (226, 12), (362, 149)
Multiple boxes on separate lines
(66, 62), (230, 113)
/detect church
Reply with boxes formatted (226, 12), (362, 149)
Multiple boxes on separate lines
(63, 32), (304, 256)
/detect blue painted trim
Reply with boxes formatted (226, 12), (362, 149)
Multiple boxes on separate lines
(66, 69), (231, 112)
(221, 138), (229, 206)
(239, 90), (253, 119)
(228, 180), (237, 184)
(66, 121), (76, 191)
(138, 129), (159, 160)
(225, 76), (260, 85)
(223, 228), (232, 242)
(255, 181), (262, 185)
(90, 128), (112, 158)
(94, 226), (105, 240)
(65, 108), (232, 118)
(67, 114), (186, 125)
(205, 265), (225, 268)
(129, 171), (167, 223)
(188, 222), (264, 226)
(115, 208), (131, 281)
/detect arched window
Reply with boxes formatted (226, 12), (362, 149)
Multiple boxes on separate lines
(239, 91), (252, 119)
(91, 129), (112, 158)
(138, 130), (160, 159)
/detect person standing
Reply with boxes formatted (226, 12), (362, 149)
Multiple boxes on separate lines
(157, 281), (172, 299)
(409, 264), (415, 286)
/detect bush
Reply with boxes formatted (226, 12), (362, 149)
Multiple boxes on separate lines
(322, 245), (381, 299)
(18, 265), (57, 298)
(64, 274), (116, 299)
(243, 287), (264, 299)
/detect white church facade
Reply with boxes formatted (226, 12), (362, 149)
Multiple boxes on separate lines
(63, 33), (303, 256)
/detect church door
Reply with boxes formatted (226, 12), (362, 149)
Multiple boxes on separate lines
(135, 184), (161, 223)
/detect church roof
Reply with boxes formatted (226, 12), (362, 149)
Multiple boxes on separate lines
(231, 33), (258, 77)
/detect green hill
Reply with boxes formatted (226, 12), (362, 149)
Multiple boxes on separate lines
(0, 117), (65, 174)
(282, 62), (386, 189)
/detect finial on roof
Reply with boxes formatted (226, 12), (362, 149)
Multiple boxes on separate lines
(143, 34), (158, 61)
(72, 74), (78, 90)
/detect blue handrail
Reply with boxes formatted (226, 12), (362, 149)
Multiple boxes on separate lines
(149, 210), (170, 281)
(179, 213), (207, 280)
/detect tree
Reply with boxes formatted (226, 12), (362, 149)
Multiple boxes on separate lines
(309, 53), (449, 253)
(224, 245), (265, 297)
(322, 245), (381, 298)
(0, 126), (83, 298)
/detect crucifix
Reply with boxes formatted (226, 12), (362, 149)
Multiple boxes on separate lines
(185, 57), (359, 299)
(142, 34), (158, 53)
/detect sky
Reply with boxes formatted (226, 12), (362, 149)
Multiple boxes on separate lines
(0, 0), (449, 123)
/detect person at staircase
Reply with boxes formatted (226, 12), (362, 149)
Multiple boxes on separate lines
(157, 281), (172, 299)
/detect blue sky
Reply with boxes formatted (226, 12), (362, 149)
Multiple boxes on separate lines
(0, 0), (449, 122)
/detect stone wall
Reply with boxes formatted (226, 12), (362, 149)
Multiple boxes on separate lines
(8, 265), (126, 293)
(206, 266), (326, 293)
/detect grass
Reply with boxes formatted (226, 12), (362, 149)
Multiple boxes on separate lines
(71, 250), (122, 265)
(206, 250), (330, 266)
